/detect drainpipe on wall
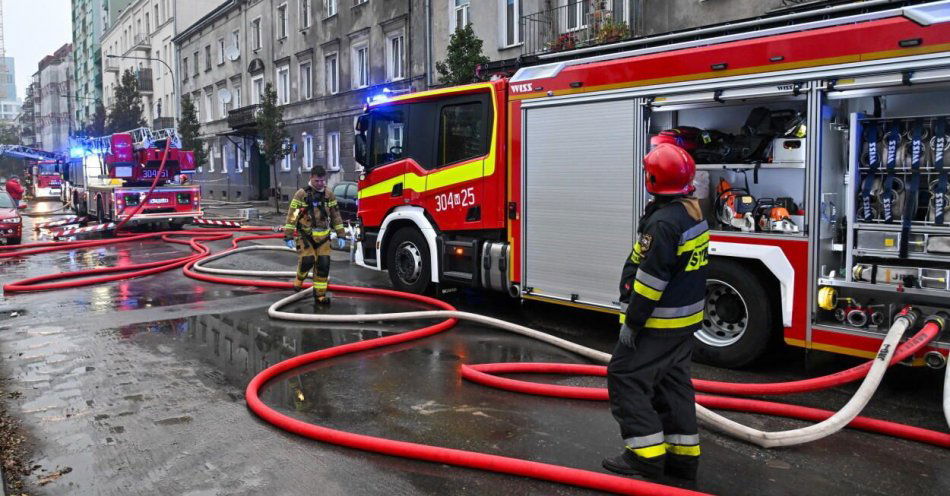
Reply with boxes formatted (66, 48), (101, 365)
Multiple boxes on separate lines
(425, 0), (432, 88)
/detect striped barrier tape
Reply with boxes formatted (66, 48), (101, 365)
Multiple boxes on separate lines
(192, 218), (244, 228)
(51, 222), (116, 239)
(34, 216), (87, 230)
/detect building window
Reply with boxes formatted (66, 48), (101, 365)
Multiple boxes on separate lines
(324, 53), (338, 95)
(355, 0), (368, 5)
(145, 13), (150, 33)
(234, 84), (242, 107)
(206, 142), (214, 172)
(252, 75), (264, 104)
(281, 139), (292, 171)
(300, 0), (312, 29)
(277, 4), (288, 39)
(567, 0), (589, 31)
(252, 18), (262, 50)
(206, 92), (215, 122)
(386, 33), (405, 81)
(218, 39), (225, 64)
(215, 144), (223, 173)
(352, 43), (369, 89)
(325, 0), (337, 18)
(231, 30), (240, 58)
(219, 88), (228, 116)
(326, 132), (340, 171)
(193, 51), (199, 76)
(222, 143), (231, 173)
(502, 0), (522, 46)
(303, 134), (314, 170)
(299, 61), (312, 100)
(182, 57), (189, 81)
(276, 65), (290, 104)
(205, 45), (212, 71)
(236, 143), (244, 173)
(453, 0), (470, 30)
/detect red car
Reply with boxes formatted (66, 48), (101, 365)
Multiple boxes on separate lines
(0, 192), (22, 245)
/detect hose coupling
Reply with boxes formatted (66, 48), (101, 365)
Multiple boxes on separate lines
(896, 306), (921, 327)
(923, 311), (950, 332)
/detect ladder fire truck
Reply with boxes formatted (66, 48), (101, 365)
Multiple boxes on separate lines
(64, 128), (200, 227)
(354, 1), (950, 368)
(0, 145), (65, 199)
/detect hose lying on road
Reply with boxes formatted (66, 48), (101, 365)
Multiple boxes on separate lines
(189, 246), (949, 459)
(4, 237), (947, 495)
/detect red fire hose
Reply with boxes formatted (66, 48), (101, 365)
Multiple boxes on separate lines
(2, 232), (947, 494)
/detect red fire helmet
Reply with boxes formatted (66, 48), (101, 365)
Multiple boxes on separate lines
(643, 143), (696, 196)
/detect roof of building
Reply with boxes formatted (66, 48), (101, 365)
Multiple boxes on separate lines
(172, 0), (237, 46)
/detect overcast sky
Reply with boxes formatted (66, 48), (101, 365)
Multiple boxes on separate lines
(4, 0), (72, 101)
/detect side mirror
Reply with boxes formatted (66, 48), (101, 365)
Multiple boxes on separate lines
(356, 114), (369, 133)
(354, 133), (369, 170)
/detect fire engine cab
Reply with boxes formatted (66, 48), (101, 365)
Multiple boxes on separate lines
(355, 1), (950, 368)
(64, 128), (200, 227)
(29, 161), (63, 199)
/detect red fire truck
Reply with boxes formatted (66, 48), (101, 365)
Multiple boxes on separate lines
(29, 161), (63, 199)
(64, 128), (200, 227)
(354, 2), (950, 368)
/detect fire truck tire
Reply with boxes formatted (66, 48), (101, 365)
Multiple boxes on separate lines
(386, 227), (431, 294)
(693, 259), (774, 369)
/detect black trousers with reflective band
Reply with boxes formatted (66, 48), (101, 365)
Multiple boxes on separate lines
(607, 332), (698, 453)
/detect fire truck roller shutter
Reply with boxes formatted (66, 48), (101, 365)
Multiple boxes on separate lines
(523, 99), (636, 308)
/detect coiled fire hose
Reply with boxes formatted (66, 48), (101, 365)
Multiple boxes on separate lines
(185, 244), (949, 495)
(3, 235), (947, 494)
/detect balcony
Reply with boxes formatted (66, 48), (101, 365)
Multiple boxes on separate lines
(227, 104), (262, 129)
(104, 58), (120, 73)
(132, 34), (151, 51)
(136, 68), (154, 93)
(153, 117), (176, 129)
(521, 1), (632, 57)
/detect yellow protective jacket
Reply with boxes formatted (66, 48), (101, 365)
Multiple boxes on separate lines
(283, 186), (345, 241)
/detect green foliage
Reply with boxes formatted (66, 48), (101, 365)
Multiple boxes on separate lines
(85, 101), (107, 137)
(107, 69), (146, 133)
(178, 95), (207, 170)
(0, 125), (19, 145)
(256, 83), (289, 211)
(435, 24), (490, 86)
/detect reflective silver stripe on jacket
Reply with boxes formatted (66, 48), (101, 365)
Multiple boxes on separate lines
(680, 220), (709, 243)
(635, 269), (668, 291)
(650, 300), (704, 319)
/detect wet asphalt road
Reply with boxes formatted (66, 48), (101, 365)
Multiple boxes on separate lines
(0, 201), (947, 495)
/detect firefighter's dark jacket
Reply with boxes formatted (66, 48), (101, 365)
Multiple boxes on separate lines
(620, 197), (709, 338)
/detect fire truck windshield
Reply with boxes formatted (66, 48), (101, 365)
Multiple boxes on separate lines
(369, 107), (406, 168)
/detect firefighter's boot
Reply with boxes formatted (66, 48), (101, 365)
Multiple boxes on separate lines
(664, 453), (699, 484)
(313, 277), (331, 305)
(602, 449), (664, 480)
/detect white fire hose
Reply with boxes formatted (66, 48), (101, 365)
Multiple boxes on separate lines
(194, 245), (938, 448)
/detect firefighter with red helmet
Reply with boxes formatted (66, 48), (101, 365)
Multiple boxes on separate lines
(283, 166), (346, 305)
(602, 143), (708, 484)
(5, 176), (24, 203)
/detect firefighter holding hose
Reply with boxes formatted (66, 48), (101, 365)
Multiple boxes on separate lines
(283, 166), (346, 305)
(603, 143), (708, 484)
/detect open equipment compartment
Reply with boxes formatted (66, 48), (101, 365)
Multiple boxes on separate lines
(816, 82), (950, 336)
(647, 85), (809, 236)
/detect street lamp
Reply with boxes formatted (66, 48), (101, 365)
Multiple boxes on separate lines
(106, 54), (180, 124)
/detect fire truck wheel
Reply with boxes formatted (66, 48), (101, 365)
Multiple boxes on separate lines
(693, 259), (774, 368)
(386, 227), (431, 294)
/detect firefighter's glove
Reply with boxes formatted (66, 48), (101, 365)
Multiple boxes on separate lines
(336, 237), (346, 250)
(618, 324), (638, 349)
(284, 238), (296, 250)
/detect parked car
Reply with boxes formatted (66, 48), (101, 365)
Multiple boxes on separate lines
(332, 181), (358, 223)
(0, 192), (23, 245)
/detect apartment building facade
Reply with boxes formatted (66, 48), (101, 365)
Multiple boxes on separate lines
(33, 45), (75, 154)
(100, 0), (219, 129)
(174, 0), (426, 203)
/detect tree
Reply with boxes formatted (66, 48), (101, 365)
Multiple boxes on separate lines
(84, 101), (107, 136)
(435, 24), (490, 86)
(256, 83), (289, 213)
(107, 69), (146, 132)
(178, 95), (207, 172)
(0, 125), (21, 180)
